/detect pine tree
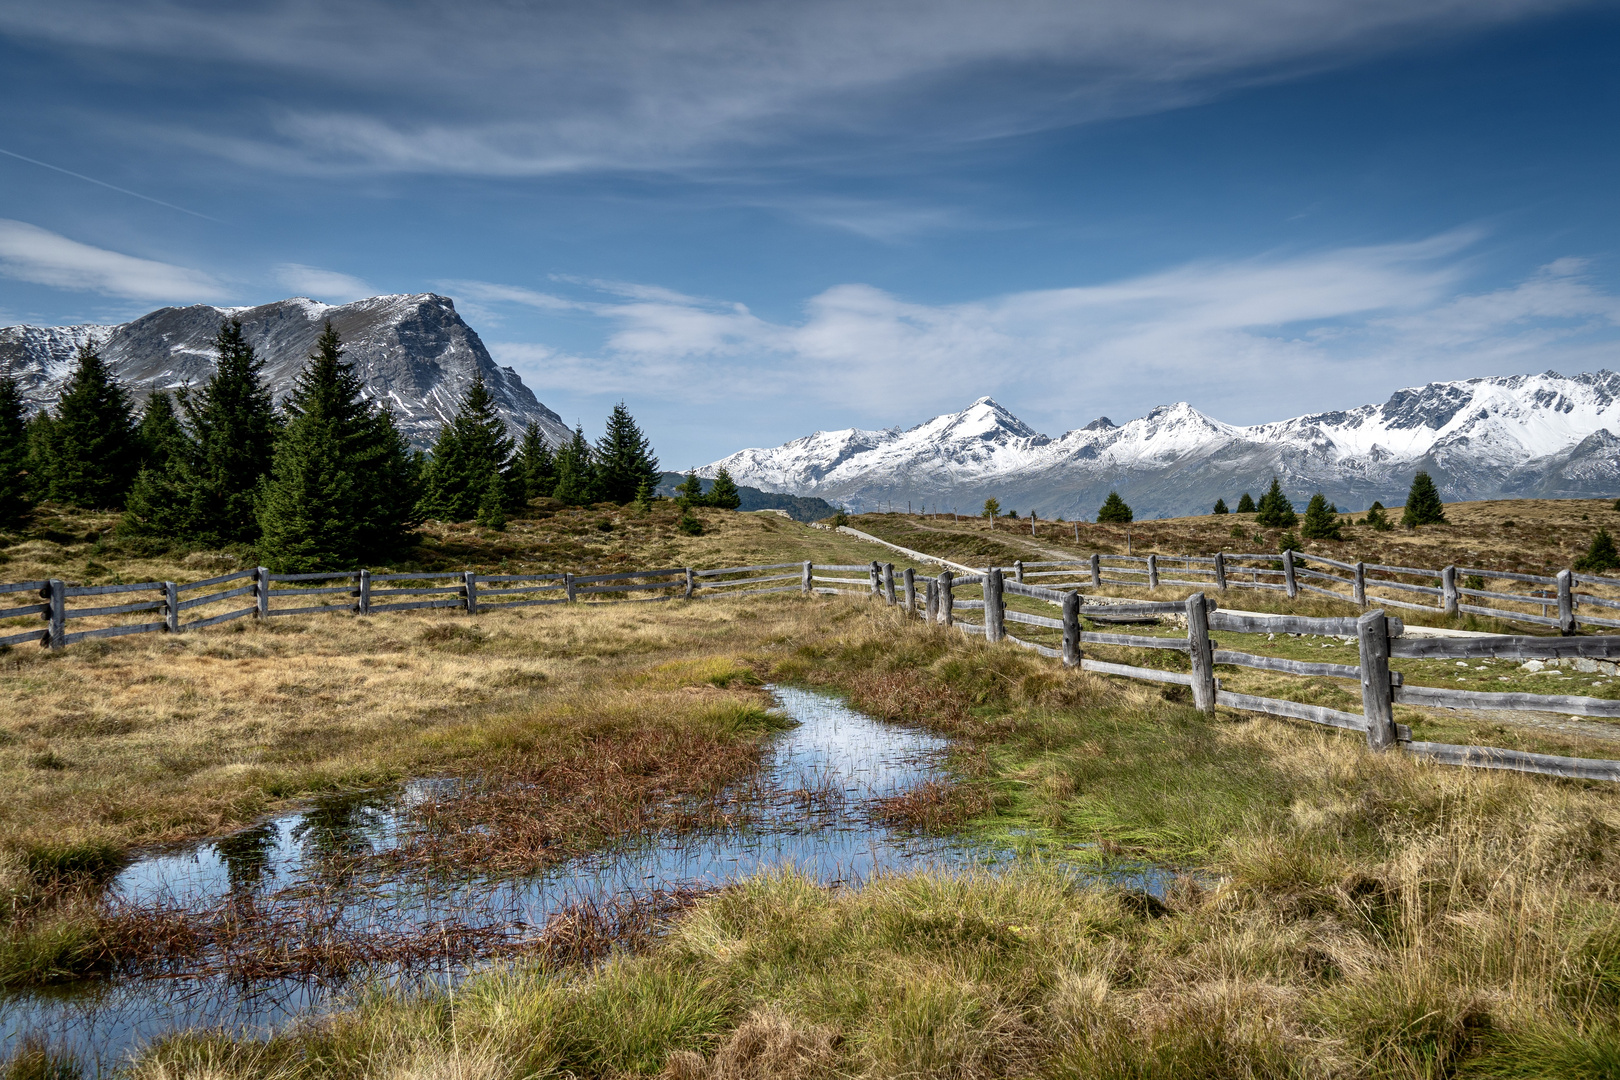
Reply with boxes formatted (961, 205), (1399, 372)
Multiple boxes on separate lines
(1236, 492), (1256, 513)
(419, 373), (514, 522)
(1097, 491), (1133, 524)
(39, 339), (139, 508)
(706, 466), (741, 510)
(136, 392), (188, 471)
(1401, 471), (1447, 528)
(1575, 528), (1619, 573)
(1300, 492), (1342, 540)
(1254, 477), (1297, 528)
(675, 471), (706, 507)
(593, 402), (660, 505)
(982, 497), (1001, 519)
(1363, 501), (1393, 532)
(120, 392), (194, 538)
(475, 470), (507, 530)
(512, 421), (556, 501)
(257, 322), (420, 570)
(551, 425), (596, 507)
(1213, 498), (1228, 515)
(0, 377), (32, 526)
(180, 319), (279, 545)
(631, 478), (654, 514)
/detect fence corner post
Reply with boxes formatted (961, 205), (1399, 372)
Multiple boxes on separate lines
(801, 561), (813, 595)
(1442, 565), (1458, 617)
(902, 566), (916, 614)
(1353, 561), (1366, 606)
(938, 570), (954, 627)
(565, 572), (576, 603)
(684, 567), (695, 599)
(1283, 549), (1298, 600)
(164, 581), (180, 633)
(883, 563), (896, 605)
(1357, 609), (1397, 751)
(1147, 554), (1159, 590)
(1090, 553), (1101, 589)
(1061, 590), (1081, 669)
(356, 569), (371, 615)
(1557, 569), (1576, 635)
(254, 567), (270, 619)
(463, 570), (479, 615)
(1185, 591), (1215, 715)
(1213, 552), (1227, 591)
(44, 578), (65, 648)
(1013, 559), (1024, 584)
(985, 567), (1005, 643)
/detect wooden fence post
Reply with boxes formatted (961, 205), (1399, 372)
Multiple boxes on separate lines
(463, 571), (479, 615)
(802, 561), (813, 595)
(1353, 562), (1366, 606)
(356, 569), (371, 615)
(1557, 569), (1576, 635)
(883, 563), (896, 605)
(1357, 610), (1397, 751)
(870, 560), (882, 598)
(164, 582), (180, 633)
(1442, 565), (1458, 617)
(1074, 523), (1079, 542)
(565, 572), (576, 603)
(44, 579), (65, 649)
(938, 571), (954, 627)
(1147, 554), (1159, 590)
(1090, 553), (1101, 588)
(903, 567), (916, 614)
(1013, 559), (1024, 583)
(1214, 552), (1227, 591)
(1186, 593), (1215, 715)
(1061, 591), (1081, 668)
(925, 578), (938, 623)
(255, 567), (270, 619)
(985, 568), (1005, 643)
(1283, 549), (1298, 600)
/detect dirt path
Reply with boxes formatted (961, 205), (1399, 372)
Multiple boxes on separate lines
(896, 519), (1086, 564)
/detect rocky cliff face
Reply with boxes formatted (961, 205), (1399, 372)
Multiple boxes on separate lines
(701, 373), (1620, 518)
(0, 294), (569, 449)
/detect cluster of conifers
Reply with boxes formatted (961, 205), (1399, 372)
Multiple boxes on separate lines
(0, 319), (670, 570)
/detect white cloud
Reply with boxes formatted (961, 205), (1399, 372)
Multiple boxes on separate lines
(467, 234), (1620, 433)
(0, 219), (225, 302)
(273, 263), (372, 302)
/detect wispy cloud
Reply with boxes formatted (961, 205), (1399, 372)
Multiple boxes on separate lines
(471, 232), (1620, 432)
(0, 219), (225, 302)
(274, 263), (372, 303)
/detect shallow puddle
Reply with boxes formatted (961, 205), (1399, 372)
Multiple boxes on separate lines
(1, 686), (1172, 1072)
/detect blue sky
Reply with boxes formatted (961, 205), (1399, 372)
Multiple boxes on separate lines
(2, 0), (1618, 468)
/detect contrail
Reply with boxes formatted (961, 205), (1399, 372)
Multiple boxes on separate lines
(0, 147), (221, 222)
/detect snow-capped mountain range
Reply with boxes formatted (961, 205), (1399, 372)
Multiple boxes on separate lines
(0, 294), (568, 448)
(702, 372), (1620, 518)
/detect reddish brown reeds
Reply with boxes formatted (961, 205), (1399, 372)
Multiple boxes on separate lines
(868, 778), (1000, 833)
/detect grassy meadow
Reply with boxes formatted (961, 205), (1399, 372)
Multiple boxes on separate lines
(3, 498), (1620, 1077)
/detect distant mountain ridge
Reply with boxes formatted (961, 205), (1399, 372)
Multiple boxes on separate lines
(701, 371), (1620, 519)
(0, 294), (569, 449)
(653, 472), (835, 522)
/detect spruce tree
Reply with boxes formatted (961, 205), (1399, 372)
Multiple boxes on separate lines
(706, 466), (742, 510)
(120, 392), (194, 538)
(1236, 492), (1256, 513)
(1401, 471), (1447, 528)
(136, 392), (188, 471)
(1300, 492), (1342, 540)
(1097, 491), (1133, 524)
(257, 322), (420, 570)
(1363, 501), (1393, 532)
(1254, 477), (1297, 528)
(551, 425), (596, 507)
(419, 373), (514, 523)
(982, 497), (1001, 519)
(475, 470), (507, 530)
(1213, 498), (1228, 515)
(593, 402), (660, 505)
(39, 339), (139, 508)
(631, 478), (654, 514)
(675, 471), (706, 507)
(180, 319), (279, 545)
(0, 377), (32, 526)
(512, 421), (556, 501)
(1575, 528), (1620, 574)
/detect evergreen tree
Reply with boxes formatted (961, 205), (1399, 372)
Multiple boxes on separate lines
(120, 392), (194, 538)
(1363, 501), (1393, 532)
(1097, 491), (1133, 524)
(1236, 492), (1256, 513)
(1213, 498), (1228, 515)
(1278, 530), (1303, 554)
(0, 377), (32, 526)
(1300, 492), (1342, 540)
(257, 323), (420, 570)
(475, 470), (507, 530)
(136, 392), (188, 471)
(675, 470), (706, 507)
(180, 319), (279, 544)
(631, 478), (654, 514)
(512, 421), (556, 501)
(551, 425), (596, 507)
(982, 497), (1001, 519)
(1575, 528), (1619, 573)
(706, 466), (741, 510)
(39, 339), (139, 508)
(593, 402), (660, 505)
(1401, 471), (1447, 528)
(1254, 477), (1297, 528)
(419, 373), (514, 523)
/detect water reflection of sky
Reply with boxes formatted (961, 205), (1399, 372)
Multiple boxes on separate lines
(1, 687), (1171, 1074)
